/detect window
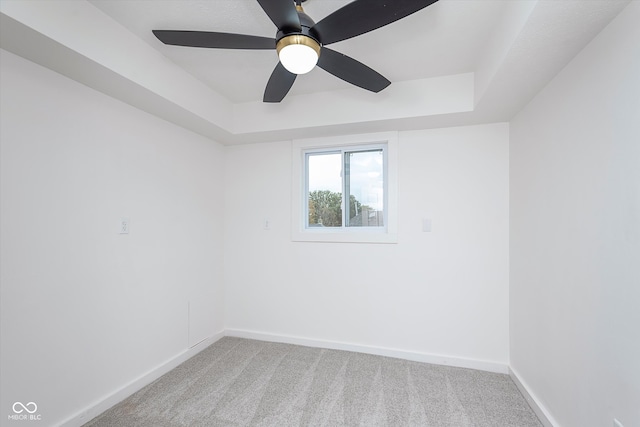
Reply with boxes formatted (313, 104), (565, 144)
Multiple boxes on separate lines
(292, 132), (398, 243)
(306, 146), (385, 228)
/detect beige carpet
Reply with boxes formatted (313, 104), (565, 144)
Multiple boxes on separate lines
(84, 337), (542, 426)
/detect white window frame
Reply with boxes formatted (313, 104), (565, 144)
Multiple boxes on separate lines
(292, 132), (398, 244)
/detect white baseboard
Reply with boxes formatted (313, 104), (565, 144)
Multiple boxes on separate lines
(225, 328), (509, 374)
(509, 366), (558, 427)
(59, 331), (224, 427)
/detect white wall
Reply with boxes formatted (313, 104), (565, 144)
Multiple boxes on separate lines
(224, 123), (510, 370)
(0, 50), (225, 426)
(509, 2), (640, 427)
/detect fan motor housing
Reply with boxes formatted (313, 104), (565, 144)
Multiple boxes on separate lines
(276, 7), (321, 47)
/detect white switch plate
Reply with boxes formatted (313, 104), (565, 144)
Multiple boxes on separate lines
(422, 218), (432, 232)
(263, 218), (270, 230)
(119, 217), (130, 234)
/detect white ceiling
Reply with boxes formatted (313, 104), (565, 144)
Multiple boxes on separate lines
(0, 0), (632, 144)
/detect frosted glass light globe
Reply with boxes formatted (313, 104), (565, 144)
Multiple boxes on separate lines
(276, 35), (321, 75)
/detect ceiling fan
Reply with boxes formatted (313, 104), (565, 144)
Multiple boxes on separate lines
(153, 0), (439, 103)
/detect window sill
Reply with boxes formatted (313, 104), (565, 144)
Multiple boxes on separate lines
(291, 228), (398, 244)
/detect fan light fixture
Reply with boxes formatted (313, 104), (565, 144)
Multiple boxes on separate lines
(276, 35), (321, 75)
(153, 0), (440, 102)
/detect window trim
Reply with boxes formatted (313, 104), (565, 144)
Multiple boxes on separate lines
(292, 132), (398, 244)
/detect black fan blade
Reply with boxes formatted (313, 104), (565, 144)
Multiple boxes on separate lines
(264, 62), (297, 102)
(312, 0), (439, 45)
(317, 47), (390, 93)
(257, 0), (301, 32)
(153, 30), (275, 49)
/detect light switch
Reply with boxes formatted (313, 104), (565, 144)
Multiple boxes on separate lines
(422, 218), (432, 232)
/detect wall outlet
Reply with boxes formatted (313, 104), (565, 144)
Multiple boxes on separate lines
(614, 419), (624, 427)
(119, 217), (130, 234)
(263, 218), (270, 230)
